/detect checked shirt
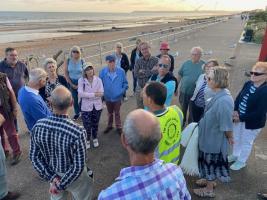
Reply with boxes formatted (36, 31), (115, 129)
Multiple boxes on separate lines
(98, 159), (191, 200)
(30, 114), (87, 190)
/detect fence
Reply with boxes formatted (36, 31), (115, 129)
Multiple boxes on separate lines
(26, 16), (229, 70)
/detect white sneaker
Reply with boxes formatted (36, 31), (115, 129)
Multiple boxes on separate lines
(93, 139), (99, 148)
(228, 155), (237, 163)
(230, 160), (246, 171)
(86, 141), (90, 149)
(124, 97), (128, 101)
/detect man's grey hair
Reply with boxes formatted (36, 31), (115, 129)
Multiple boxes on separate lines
(43, 58), (57, 69)
(51, 86), (72, 110)
(29, 68), (47, 84)
(123, 113), (161, 154)
(190, 46), (203, 55)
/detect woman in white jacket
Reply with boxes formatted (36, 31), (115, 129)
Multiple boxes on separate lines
(189, 59), (219, 122)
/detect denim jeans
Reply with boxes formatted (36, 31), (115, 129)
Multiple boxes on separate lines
(70, 79), (80, 116)
(132, 71), (137, 93)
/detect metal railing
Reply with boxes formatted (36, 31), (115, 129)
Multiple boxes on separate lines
(26, 16), (229, 70)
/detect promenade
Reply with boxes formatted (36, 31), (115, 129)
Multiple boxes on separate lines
(6, 15), (266, 200)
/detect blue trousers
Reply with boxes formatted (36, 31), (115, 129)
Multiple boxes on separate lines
(0, 137), (7, 199)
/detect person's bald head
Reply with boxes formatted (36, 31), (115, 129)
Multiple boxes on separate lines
(123, 109), (161, 154)
(51, 86), (72, 111)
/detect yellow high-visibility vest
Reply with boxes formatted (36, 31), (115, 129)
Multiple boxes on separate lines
(155, 105), (183, 164)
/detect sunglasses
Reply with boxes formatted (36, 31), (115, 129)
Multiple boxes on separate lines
(207, 77), (213, 81)
(159, 63), (169, 68)
(72, 51), (80, 54)
(160, 49), (169, 51)
(250, 71), (266, 76)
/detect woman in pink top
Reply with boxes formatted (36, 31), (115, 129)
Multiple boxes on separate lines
(78, 65), (104, 149)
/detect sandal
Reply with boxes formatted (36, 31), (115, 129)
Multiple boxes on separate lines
(193, 188), (216, 198)
(196, 179), (217, 188)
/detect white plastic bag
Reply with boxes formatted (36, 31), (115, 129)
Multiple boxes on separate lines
(181, 122), (198, 147)
(180, 123), (200, 176)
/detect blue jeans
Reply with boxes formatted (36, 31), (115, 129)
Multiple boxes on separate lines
(132, 71), (137, 93)
(0, 139), (7, 199)
(70, 79), (80, 116)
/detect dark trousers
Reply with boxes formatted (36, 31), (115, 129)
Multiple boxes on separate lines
(189, 100), (204, 123)
(81, 108), (102, 140)
(179, 92), (192, 126)
(132, 71), (137, 93)
(0, 107), (21, 156)
(106, 100), (122, 129)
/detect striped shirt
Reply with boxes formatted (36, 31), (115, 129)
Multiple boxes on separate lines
(238, 84), (256, 116)
(194, 79), (207, 108)
(30, 114), (87, 190)
(98, 159), (191, 200)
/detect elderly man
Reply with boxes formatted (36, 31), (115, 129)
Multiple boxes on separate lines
(143, 82), (183, 164)
(18, 68), (51, 131)
(0, 114), (20, 200)
(30, 86), (93, 200)
(99, 55), (128, 135)
(156, 41), (175, 73)
(134, 41), (158, 108)
(98, 109), (190, 199)
(150, 55), (178, 106)
(0, 47), (29, 97)
(177, 46), (205, 125)
(0, 47), (29, 132)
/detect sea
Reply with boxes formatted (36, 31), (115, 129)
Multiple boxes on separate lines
(0, 11), (227, 44)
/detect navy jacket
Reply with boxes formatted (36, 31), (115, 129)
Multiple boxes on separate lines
(119, 53), (130, 72)
(130, 48), (142, 71)
(234, 81), (267, 129)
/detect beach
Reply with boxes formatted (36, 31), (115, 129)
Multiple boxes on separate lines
(4, 14), (267, 200)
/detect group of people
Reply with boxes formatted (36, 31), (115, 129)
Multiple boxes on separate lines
(0, 38), (266, 200)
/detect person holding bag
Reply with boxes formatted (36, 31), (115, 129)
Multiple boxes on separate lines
(193, 67), (234, 198)
(78, 65), (104, 149)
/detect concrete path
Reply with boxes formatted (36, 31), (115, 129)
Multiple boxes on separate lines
(5, 15), (266, 200)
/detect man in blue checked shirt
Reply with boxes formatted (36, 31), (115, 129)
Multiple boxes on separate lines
(30, 86), (93, 200)
(98, 109), (191, 200)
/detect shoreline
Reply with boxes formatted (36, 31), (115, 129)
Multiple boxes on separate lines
(0, 14), (233, 60)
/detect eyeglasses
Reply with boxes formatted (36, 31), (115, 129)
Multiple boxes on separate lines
(116, 46), (122, 48)
(72, 51), (80, 54)
(159, 63), (169, 68)
(250, 71), (266, 76)
(160, 49), (169, 51)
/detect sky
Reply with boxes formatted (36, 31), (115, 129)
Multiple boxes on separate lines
(0, 0), (266, 12)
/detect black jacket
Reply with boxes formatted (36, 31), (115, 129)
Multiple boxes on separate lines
(119, 53), (130, 72)
(234, 81), (267, 129)
(156, 54), (175, 72)
(150, 72), (178, 93)
(39, 75), (69, 101)
(130, 48), (142, 71)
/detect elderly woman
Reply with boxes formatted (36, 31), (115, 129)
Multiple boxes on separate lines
(194, 67), (234, 198)
(40, 58), (68, 110)
(78, 65), (104, 149)
(0, 72), (21, 165)
(64, 46), (86, 120)
(229, 62), (267, 171)
(189, 59), (219, 122)
(114, 42), (130, 101)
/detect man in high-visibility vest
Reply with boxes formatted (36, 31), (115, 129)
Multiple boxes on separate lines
(143, 81), (183, 164)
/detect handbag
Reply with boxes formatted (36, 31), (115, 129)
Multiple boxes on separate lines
(180, 122), (200, 176)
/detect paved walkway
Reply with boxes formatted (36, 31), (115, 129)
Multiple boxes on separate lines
(5, 15), (266, 200)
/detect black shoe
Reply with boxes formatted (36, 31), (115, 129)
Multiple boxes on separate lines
(116, 128), (122, 135)
(1, 191), (20, 200)
(103, 127), (113, 134)
(73, 114), (80, 120)
(258, 193), (267, 200)
(10, 152), (22, 166)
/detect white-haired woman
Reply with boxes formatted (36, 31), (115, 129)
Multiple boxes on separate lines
(114, 42), (130, 100)
(194, 67), (234, 198)
(63, 46), (86, 120)
(40, 58), (68, 110)
(78, 65), (103, 149)
(229, 62), (267, 170)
